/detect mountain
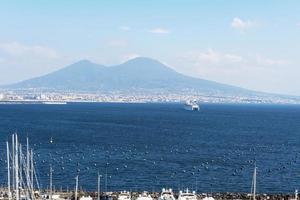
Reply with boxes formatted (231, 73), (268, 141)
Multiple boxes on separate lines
(5, 57), (254, 95)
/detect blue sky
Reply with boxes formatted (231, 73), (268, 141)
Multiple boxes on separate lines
(0, 0), (300, 95)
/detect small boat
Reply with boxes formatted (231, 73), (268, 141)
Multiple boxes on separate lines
(118, 191), (131, 200)
(158, 188), (175, 200)
(136, 192), (153, 200)
(178, 189), (197, 200)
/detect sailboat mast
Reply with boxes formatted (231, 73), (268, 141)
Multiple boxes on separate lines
(26, 137), (30, 194)
(50, 166), (53, 200)
(30, 149), (34, 190)
(253, 166), (257, 200)
(19, 144), (23, 188)
(12, 134), (15, 191)
(29, 148), (35, 200)
(15, 134), (19, 200)
(105, 168), (107, 193)
(75, 175), (79, 200)
(97, 173), (101, 200)
(6, 141), (11, 200)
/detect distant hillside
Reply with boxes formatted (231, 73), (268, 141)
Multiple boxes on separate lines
(5, 57), (255, 95)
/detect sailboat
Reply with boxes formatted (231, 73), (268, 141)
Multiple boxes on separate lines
(6, 134), (40, 200)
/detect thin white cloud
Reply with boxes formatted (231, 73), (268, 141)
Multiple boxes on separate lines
(150, 28), (170, 34)
(197, 49), (221, 63)
(297, 22), (300, 27)
(0, 42), (59, 59)
(186, 49), (244, 64)
(119, 26), (130, 31)
(231, 17), (256, 32)
(108, 39), (128, 47)
(174, 50), (298, 96)
(185, 49), (290, 67)
(224, 54), (244, 63)
(0, 41), (70, 85)
(256, 55), (290, 66)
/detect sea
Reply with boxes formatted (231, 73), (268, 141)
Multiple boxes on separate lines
(0, 103), (300, 193)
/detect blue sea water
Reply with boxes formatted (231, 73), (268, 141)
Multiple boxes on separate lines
(0, 103), (300, 193)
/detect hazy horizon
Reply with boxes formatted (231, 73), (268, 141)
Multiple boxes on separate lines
(0, 1), (300, 95)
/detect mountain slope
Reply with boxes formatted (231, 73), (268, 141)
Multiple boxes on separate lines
(6, 57), (252, 95)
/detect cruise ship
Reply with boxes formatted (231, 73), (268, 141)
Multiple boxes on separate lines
(42, 101), (67, 105)
(184, 100), (199, 111)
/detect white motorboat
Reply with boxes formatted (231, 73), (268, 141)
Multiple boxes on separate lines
(118, 191), (131, 200)
(136, 191), (153, 200)
(178, 189), (197, 200)
(80, 196), (93, 200)
(158, 188), (175, 200)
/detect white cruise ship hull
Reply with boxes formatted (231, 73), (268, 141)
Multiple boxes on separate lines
(184, 104), (199, 111)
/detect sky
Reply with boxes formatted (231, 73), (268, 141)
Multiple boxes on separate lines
(0, 0), (300, 95)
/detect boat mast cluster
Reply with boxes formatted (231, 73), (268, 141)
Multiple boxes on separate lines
(6, 134), (40, 200)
